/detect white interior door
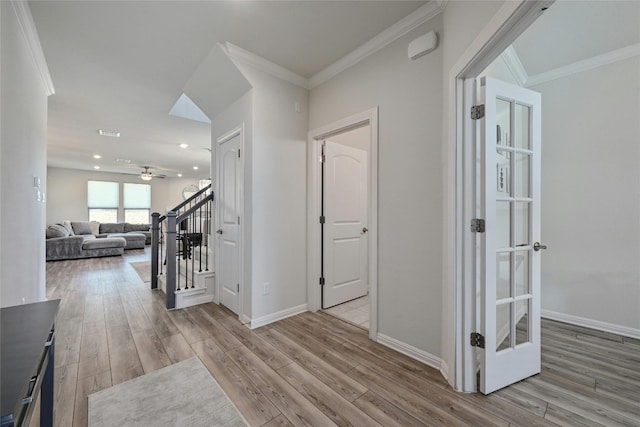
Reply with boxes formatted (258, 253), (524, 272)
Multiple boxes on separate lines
(322, 140), (368, 309)
(217, 134), (241, 314)
(479, 77), (543, 394)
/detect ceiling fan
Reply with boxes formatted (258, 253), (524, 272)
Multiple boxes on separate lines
(137, 166), (166, 181)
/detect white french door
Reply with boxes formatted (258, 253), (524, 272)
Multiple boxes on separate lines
(322, 140), (369, 309)
(217, 132), (241, 315)
(478, 77), (543, 394)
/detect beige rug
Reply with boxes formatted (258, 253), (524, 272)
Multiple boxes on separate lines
(88, 357), (247, 427)
(130, 261), (151, 283)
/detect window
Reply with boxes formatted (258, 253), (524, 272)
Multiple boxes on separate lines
(88, 180), (118, 222)
(124, 183), (151, 223)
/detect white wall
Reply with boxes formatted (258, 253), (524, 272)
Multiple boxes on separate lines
(46, 167), (198, 225)
(1, 1), (51, 306)
(310, 17), (444, 357)
(532, 57), (640, 330)
(327, 125), (370, 152)
(236, 65), (309, 322)
(211, 90), (253, 321)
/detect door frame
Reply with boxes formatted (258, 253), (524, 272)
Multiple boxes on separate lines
(215, 124), (245, 322)
(307, 107), (378, 340)
(444, 1), (553, 392)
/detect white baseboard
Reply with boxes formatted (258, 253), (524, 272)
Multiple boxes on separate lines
(542, 309), (640, 340)
(240, 314), (251, 325)
(439, 361), (450, 383)
(250, 304), (308, 329)
(376, 333), (442, 371)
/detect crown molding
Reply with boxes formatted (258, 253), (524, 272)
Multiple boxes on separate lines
(500, 46), (528, 87)
(10, 0), (55, 95)
(308, 0), (447, 89)
(220, 42), (309, 89)
(525, 43), (640, 87)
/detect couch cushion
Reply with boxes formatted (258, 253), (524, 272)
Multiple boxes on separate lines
(100, 223), (124, 233)
(124, 223), (150, 232)
(71, 221), (92, 235)
(89, 221), (100, 235)
(83, 237), (126, 250)
(46, 224), (69, 239)
(62, 220), (75, 236)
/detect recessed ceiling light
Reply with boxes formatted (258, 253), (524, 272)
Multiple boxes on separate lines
(177, 173), (183, 177)
(115, 158), (131, 164)
(93, 165), (100, 169)
(98, 129), (121, 138)
(193, 166), (199, 170)
(179, 143), (189, 149)
(93, 154), (102, 159)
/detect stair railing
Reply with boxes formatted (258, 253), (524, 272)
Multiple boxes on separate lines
(151, 184), (214, 309)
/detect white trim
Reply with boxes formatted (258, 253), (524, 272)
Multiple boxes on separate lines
(377, 334), (442, 371)
(215, 125), (245, 321)
(542, 309), (640, 341)
(250, 304), (308, 329)
(500, 46), (528, 87)
(308, 1), (447, 89)
(240, 314), (251, 325)
(440, 361), (450, 383)
(307, 107), (379, 341)
(220, 42), (309, 89)
(525, 43), (640, 87)
(10, 0), (55, 95)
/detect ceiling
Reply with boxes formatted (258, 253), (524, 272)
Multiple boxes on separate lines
(29, 0), (428, 180)
(513, 0), (640, 76)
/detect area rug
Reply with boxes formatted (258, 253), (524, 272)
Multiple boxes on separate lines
(88, 357), (247, 427)
(129, 261), (151, 283)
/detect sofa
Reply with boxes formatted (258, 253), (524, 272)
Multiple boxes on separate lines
(45, 220), (150, 261)
(46, 232), (126, 261)
(97, 223), (152, 245)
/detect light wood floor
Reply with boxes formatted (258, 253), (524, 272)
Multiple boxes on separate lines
(41, 249), (640, 426)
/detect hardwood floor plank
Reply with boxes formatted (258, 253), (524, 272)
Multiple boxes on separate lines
(73, 371), (111, 427)
(82, 295), (104, 324)
(121, 296), (154, 332)
(544, 404), (606, 427)
(102, 294), (129, 327)
(131, 328), (172, 373)
(271, 320), (361, 374)
(160, 333), (195, 363)
(54, 363), (78, 427)
(166, 307), (208, 344)
(77, 320), (110, 380)
(353, 390), (427, 427)
(54, 318), (83, 368)
(105, 324), (144, 385)
(277, 362), (382, 426)
(227, 345), (336, 426)
(262, 414), (294, 427)
(192, 339), (281, 426)
(256, 326), (367, 402)
(219, 317), (292, 371)
(494, 382), (549, 417)
(347, 365), (473, 426)
(595, 379), (640, 409)
(185, 306), (243, 351)
(59, 291), (85, 321)
(140, 297), (181, 338)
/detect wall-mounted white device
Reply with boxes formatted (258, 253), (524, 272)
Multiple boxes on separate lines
(408, 31), (438, 60)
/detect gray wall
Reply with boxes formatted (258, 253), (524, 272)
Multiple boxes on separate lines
(532, 57), (640, 330)
(1, 1), (51, 306)
(310, 17), (444, 357)
(46, 167), (199, 225)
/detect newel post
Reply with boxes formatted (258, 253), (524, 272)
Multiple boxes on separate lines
(165, 211), (177, 309)
(151, 212), (160, 290)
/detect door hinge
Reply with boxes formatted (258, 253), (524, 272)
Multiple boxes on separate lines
(319, 215), (325, 224)
(237, 216), (240, 225)
(319, 277), (325, 286)
(237, 149), (241, 158)
(237, 283), (239, 293)
(470, 332), (485, 348)
(471, 218), (485, 233)
(471, 104), (485, 120)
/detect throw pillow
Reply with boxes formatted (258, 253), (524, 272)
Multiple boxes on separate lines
(46, 224), (70, 239)
(71, 221), (92, 235)
(89, 221), (100, 236)
(62, 220), (75, 235)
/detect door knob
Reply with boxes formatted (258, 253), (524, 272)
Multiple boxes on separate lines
(362, 227), (368, 234)
(533, 242), (547, 251)
(216, 229), (223, 235)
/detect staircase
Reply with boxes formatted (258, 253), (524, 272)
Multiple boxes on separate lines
(151, 184), (215, 309)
